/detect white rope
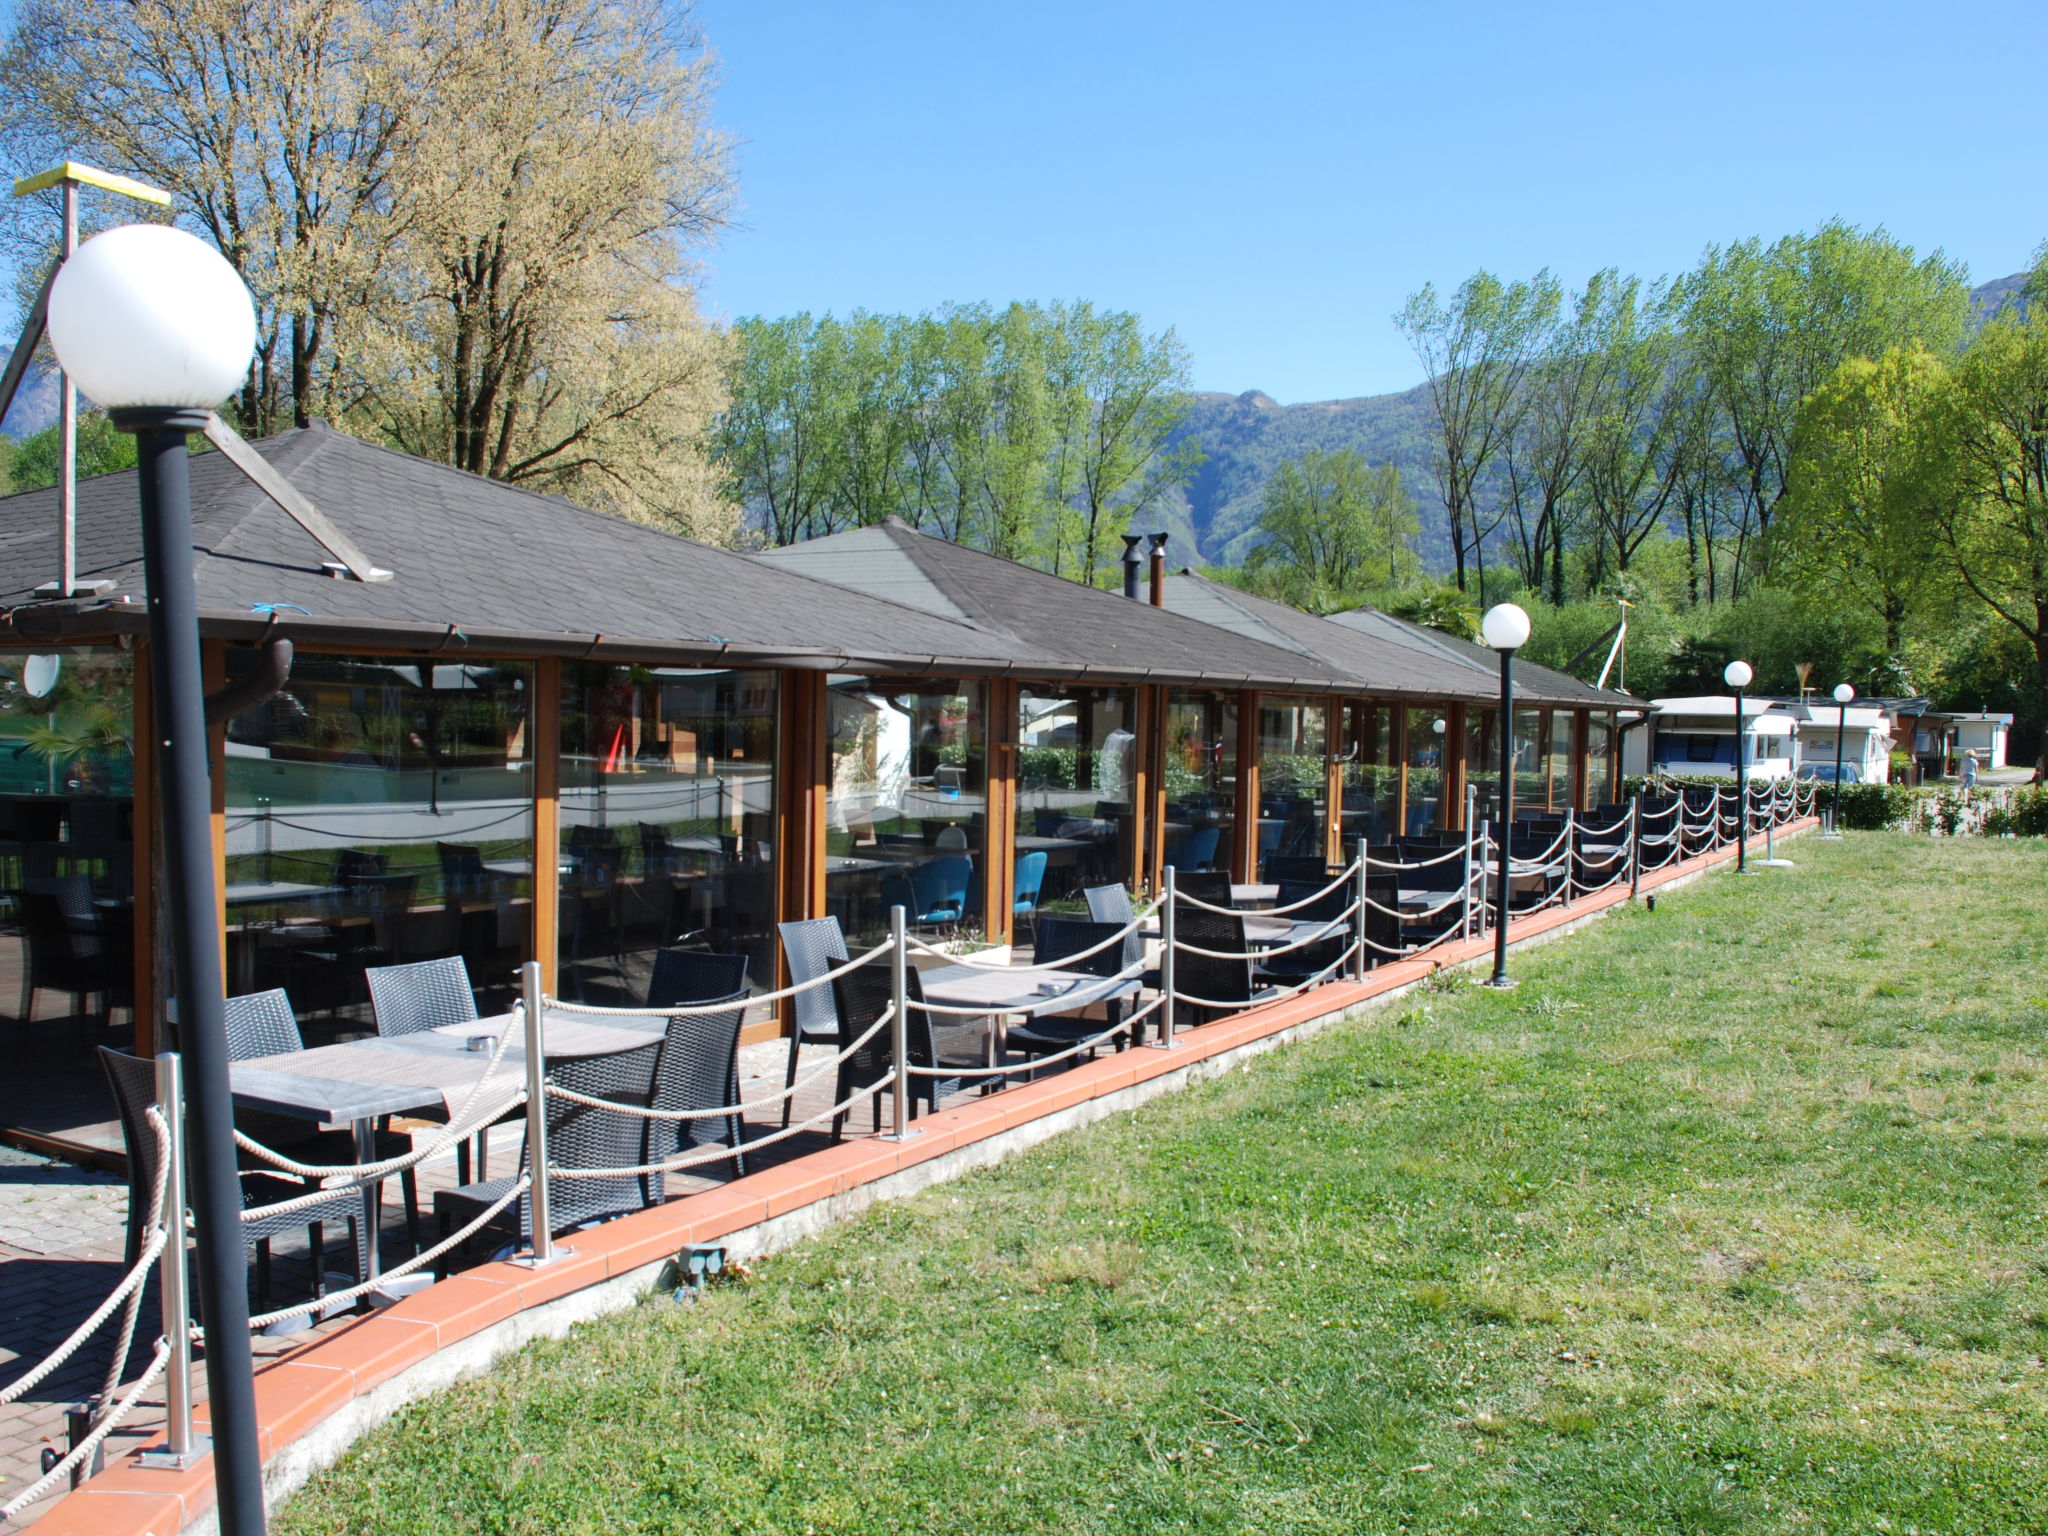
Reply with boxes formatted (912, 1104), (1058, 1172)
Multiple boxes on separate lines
(1236, 860), (1362, 916)
(0, 1339), (173, 1519)
(908, 999), (1158, 1079)
(1174, 905), (1358, 961)
(0, 1109), (171, 1408)
(545, 937), (896, 1015)
(242, 1178), (531, 1333)
(547, 1075), (897, 1179)
(1256, 938), (1363, 995)
(542, 1005), (897, 1121)
(1365, 843), (1469, 872)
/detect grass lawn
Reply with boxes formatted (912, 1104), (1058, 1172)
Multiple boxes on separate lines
(278, 835), (2048, 1535)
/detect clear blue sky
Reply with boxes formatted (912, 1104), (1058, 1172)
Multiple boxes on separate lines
(694, 0), (2048, 401)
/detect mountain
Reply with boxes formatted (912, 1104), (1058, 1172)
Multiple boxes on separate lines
(0, 357), (59, 441)
(1152, 271), (2032, 572)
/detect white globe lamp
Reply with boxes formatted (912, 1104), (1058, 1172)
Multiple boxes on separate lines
(1723, 660), (1753, 690)
(1481, 602), (1531, 652)
(47, 225), (254, 411)
(1479, 603), (1530, 987)
(1833, 683), (1854, 704)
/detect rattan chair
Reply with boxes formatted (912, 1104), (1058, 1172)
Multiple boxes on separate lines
(776, 917), (847, 1127)
(644, 998), (749, 1200)
(827, 962), (960, 1140)
(1255, 880), (1350, 990)
(432, 1040), (662, 1270)
(1004, 917), (1133, 1075)
(1173, 869), (1232, 906)
(101, 1046), (365, 1308)
(1170, 902), (1276, 1030)
(224, 988), (422, 1253)
(367, 956), (490, 1181)
(645, 949), (749, 1009)
(1083, 882), (1156, 990)
(16, 888), (105, 1023)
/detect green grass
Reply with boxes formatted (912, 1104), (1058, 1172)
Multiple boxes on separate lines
(278, 835), (2048, 1535)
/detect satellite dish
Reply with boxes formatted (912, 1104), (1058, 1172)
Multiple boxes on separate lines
(21, 655), (60, 699)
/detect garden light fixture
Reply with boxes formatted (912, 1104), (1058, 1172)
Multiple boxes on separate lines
(1723, 659), (1753, 873)
(1827, 683), (1855, 836)
(47, 224), (267, 1536)
(1481, 603), (1528, 987)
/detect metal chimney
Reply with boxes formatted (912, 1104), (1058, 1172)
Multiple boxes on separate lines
(1121, 533), (1145, 601)
(1148, 533), (1169, 607)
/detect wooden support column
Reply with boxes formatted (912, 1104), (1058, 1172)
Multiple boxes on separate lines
(1572, 709), (1591, 810)
(985, 678), (1019, 945)
(1234, 691), (1260, 881)
(131, 642), (158, 1056)
(1323, 696), (1345, 868)
(1139, 684), (1166, 894)
(1392, 704), (1410, 839)
(1445, 702), (1468, 831)
(772, 669), (827, 1041)
(531, 656), (562, 994)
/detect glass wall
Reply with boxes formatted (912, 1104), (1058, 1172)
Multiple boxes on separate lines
(1257, 697), (1329, 877)
(1162, 690), (1237, 877)
(1341, 703), (1398, 850)
(559, 665), (777, 1004)
(1014, 685), (1136, 917)
(1465, 707), (1500, 830)
(1511, 709), (1546, 816)
(826, 676), (986, 945)
(1547, 710), (1575, 812)
(1585, 713), (1615, 810)
(1403, 706), (1448, 836)
(222, 652), (534, 1036)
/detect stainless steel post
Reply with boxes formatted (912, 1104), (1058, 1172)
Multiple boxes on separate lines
(1351, 839), (1368, 981)
(518, 962), (555, 1263)
(1563, 807), (1577, 903)
(1627, 796), (1641, 899)
(1156, 865), (1178, 1047)
(140, 1052), (205, 1469)
(57, 179), (77, 598)
(885, 905), (918, 1138)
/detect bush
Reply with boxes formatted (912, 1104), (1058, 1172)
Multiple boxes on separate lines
(1834, 782), (1915, 830)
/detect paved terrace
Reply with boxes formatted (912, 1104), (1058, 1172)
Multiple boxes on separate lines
(1, 813), (1813, 1534)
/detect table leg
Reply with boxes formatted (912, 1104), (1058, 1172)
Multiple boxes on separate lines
(353, 1118), (381, 1286)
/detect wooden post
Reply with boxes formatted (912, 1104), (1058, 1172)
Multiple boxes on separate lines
(1324, 695), (1345, 869)
(1235, 690), (1259, 881)
(1133, 684), (1161, 895)
(1445, 702), (1468, 832)
(1392, 705), (1410, 840)
(1571, 709), (1591, 811)
(985, 678), (1018, 945)
(530, 656), (562, 994)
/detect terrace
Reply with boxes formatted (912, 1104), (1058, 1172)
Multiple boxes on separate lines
(0, 425), (1803, 1531)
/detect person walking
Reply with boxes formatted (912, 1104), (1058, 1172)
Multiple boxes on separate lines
(1962, 750), (1979, 789)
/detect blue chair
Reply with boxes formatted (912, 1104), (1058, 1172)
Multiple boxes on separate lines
(1012, 850), (1048, 944)
(883, 855), (973, 927)
(1164, 826), (1221, 873)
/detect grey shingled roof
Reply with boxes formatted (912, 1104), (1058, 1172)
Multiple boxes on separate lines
(0, 423), (1052, 672)
(1322, 604), (1629, 708)
(754, 518), (1351, 691)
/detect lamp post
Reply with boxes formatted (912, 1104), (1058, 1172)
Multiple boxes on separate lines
(1724, 659), (1754, 874)
(1480, 603), (1530, 987)
(47, 226), (266, 1535)
(1828, 683), (1854, 836)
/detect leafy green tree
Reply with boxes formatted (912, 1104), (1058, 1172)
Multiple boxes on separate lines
(1245, 448), (1417, 608)
(4, 411), (137, 490)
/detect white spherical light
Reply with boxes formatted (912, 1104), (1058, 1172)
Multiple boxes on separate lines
(46, 225), (255, 411)
(1723, 660), (1754, 690)
(1833, 683), (1855, 704)
(1480, 602), (1531, 651)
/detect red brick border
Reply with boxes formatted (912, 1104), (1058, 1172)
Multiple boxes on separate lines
(34, 821), (1809, 1535)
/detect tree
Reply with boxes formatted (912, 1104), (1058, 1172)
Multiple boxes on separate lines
(1245, 448), (1418, 608)
(1396, 269), (1561, 594)
(1923, 300), (2048, 779)
(3, 0), (737, 536)
(1679, 221), (1970, 588)
(4, 411), (137, 491)
(1774, 348), (1947, 658)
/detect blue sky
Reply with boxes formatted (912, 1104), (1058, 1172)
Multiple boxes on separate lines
(694, 0), (2048, 400)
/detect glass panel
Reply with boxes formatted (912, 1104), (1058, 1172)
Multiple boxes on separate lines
(222, 653), (534, 1039)
(1339, 703), (1398, 852)
(1257, 696), (1328, 877)
(1549, 710), (1575, 811)
(1585, 713), (1614, 810)
(826, 676), (986, 946)
(1512, 709), (1546, 817)
(1163, 690), (1237, 878)
(1465, 707), (1500, 829)
(559, 664), (777, 1005)
(1403, 706), (1448, 836)
(1015, 685), (1136, 918)
(0, 646), (137, 1135)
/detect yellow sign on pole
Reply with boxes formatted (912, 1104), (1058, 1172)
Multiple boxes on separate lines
(12, 160), (173, 206)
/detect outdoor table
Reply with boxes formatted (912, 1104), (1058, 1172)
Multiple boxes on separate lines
(918, 963), (1141, 1070)
(229, 1008), (660, 1287)
(1230, 883), (1278, 908)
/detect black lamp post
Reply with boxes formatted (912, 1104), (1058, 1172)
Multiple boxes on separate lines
(48, 226), (268, 1535)
(1724, 659), (1754, 874)
(1829, 682), (1854, 836)
(1480, 603), (1530, 987)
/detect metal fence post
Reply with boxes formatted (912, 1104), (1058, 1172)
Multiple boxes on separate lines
(886, 904), (919, 1139)
(1563, 807), (1577, 904)
(1351, 838), (1369, 981)
(1156, 865), (1178, 1047)
(140, 1052), (205, 1469)
(518, 962), (556, 1264)
(1459, 817), (1474, 942)
(1627, 796), (1641, 900)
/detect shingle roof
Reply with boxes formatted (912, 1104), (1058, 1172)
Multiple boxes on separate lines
(753, 518), (1351, 691)
(0, 423), (1045, 672)
(1320, 603), (1629, 709)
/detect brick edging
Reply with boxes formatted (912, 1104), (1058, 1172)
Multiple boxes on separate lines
(37, 819), (1815, 1536)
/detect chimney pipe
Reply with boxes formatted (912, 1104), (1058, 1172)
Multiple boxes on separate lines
(1148, 533), (1168, 607)
(1121, 533), (1145, 601)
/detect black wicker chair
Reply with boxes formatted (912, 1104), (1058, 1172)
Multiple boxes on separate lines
(101, 1046), (365, 1308)
(1173, 870), (1232, 906)
(367, 956), (492, 1181)
(224, 988), (422, 1253)
(433, 1039), (663, 1271)
(1255, 880), (1350, 990)
(776, 917), (848, 1127)
(644, 997), (749, 1199)
(16, 888), (105, 1023)
(645, 949), (749, 1009)
(1004, 917), (1133, 1075)
(827, 962), (962, 1139)
(1083, 883), (1155, 989)
(1263, 855), (1330, 886)
(1170, 902), (1276, 1030)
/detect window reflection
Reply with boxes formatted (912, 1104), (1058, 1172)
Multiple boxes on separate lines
(1258, 697), (1328, 876)
(222, 653), (533, 1035)
(1341, 704), (1397, 850)
(1404, 706), (1446, 836)
(558, 665), (777, 1004)
(1015, 686), (1135, 920)
(1163, 690), (1237, 878)
(1547, 710), (1574, 811)
(826, 677), (986, 946)
(1465, 707), (1500, 831)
